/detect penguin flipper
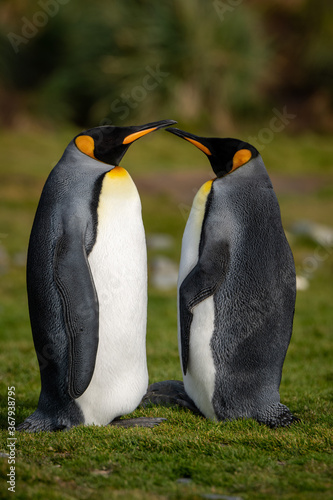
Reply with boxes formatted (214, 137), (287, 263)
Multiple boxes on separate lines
(179, 240), (230, 374)
(54, 233), (99, 399)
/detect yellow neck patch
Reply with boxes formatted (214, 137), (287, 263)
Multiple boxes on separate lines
(75, 135), (96, 160)
(106, 166), (128, 179)
(189, 179), (214, 229)
(231, 149), (252, 172)
(193, 179), (213, 209)
(101, 166), (137, 200)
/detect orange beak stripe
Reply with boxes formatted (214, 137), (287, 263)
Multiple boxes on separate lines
(122, 127), (158, 144)
(184, 137), (212, 156)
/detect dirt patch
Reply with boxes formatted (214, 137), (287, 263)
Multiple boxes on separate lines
(136, 170), (210, 204)
(136, 169), (331, 204)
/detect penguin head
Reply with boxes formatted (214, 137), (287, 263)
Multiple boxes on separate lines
(166, 127), (259, 178)
(75, 119), (177, 166)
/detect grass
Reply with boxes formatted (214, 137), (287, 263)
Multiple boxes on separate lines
(0, 125), (333, 499)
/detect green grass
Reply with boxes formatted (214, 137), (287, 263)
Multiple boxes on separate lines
(0, 126), (333, 499)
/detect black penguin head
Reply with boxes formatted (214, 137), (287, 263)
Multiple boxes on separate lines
(74, 119), (177, 166)
(165, 127), (259, 178)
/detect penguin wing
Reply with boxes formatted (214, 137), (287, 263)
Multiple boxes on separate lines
(179, 238), (230, 375)
(54, 233), (99, 399)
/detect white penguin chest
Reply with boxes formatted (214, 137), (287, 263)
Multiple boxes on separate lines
(76, 167), (148, 425)
(178, 180), (217, 420)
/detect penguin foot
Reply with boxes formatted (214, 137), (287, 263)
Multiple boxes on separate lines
(256, 403), (296, 428)
(17, 417), (68, 432)
(109, 417), (167, 428)
(141, 380), (203, 416)
(16, 410), (73, 432)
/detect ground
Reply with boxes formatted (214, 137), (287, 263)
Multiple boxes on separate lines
(0, 127), (332, 499)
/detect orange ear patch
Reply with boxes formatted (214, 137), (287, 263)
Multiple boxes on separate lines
(123, 127), (157, 144)
(75, 135), (96, 159)
(232, 149), (252, 171)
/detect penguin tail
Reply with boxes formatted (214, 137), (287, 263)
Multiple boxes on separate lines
(255, 403), (297, 428)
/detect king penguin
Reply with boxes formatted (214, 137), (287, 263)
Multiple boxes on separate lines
(166, 127), (296, 427)
(18, 119), (176, 432)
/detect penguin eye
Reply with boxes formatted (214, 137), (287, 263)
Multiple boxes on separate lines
(231, 149), (252, 171)
(75, 135), (96, 160)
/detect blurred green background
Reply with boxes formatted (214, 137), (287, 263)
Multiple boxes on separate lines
(1, 0), (333, 131)
(0, 1), (333, 499)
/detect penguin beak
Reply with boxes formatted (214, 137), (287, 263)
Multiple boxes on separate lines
(78, 120), (178, 167)
(123, 120), (177, 145)
(165, 127), (212, 156)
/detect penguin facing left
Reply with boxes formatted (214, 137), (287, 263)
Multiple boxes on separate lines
(18, 119), (176, 432)
(166, 127), (296, 428)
